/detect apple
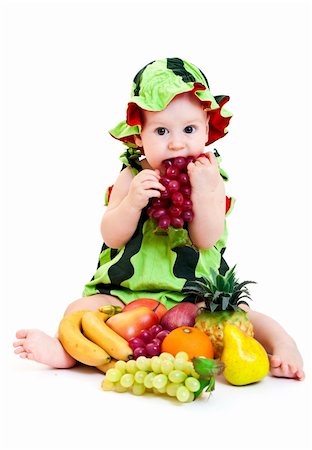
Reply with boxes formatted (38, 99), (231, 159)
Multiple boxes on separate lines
(160, 302), (199, 331)
(106, 306), (159, 341)
(123, 298), (168, 320)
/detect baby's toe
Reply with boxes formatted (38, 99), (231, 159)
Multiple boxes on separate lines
(13, 339), (25, 348)
(14, 347), (24, 355)
(15, 329), (28, 339)
(289, 364), (297, 375)
(25, 352), (34, 360)
(270, 366), (284, 377)
(269, 359), (289, 377)
(295, 369), (305, 381)
(280, 361), (289, 374)
(269, 355), (282, 368)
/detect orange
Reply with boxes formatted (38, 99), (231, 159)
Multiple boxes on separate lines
(161, 326), (214, 360)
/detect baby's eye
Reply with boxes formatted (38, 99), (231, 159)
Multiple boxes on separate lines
(156, 127), (168, 136)
(184, 126), (195, 134)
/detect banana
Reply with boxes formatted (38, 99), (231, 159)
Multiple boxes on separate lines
(82, 311), (133, 361)
(97, 359), (117, 373)
(58, 310), (111, 366)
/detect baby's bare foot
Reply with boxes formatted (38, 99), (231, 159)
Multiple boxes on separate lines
(13, 329), (76, 369)
(269, 341), (305, 381)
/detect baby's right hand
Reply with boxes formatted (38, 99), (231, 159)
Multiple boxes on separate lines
(127, 169), (165, 211)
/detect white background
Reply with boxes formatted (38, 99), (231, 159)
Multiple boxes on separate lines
(0, 1), (311, 449)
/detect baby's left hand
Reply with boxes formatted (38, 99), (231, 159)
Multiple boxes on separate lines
(187, 152), (221, 194)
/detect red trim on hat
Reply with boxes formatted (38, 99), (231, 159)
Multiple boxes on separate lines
(124, 86), (230, 146)
(127, 103), (142, 127)
(207, 96), (231, 145)
(225, 196), (231, 213)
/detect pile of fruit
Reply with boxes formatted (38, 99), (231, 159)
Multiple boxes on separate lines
(58, 267), (270, 403)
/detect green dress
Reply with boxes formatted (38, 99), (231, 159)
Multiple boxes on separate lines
(83, 151), (233, 309)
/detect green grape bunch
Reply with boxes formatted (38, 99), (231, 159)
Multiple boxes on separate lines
(101, 351), (224, 403)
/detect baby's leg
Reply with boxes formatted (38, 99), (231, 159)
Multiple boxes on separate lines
(13, 294), (124, 369)
(245, 308), (305, 380)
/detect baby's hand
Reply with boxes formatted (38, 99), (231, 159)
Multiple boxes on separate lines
(187, 152), (221, 195)
(127, 169), (165, 211)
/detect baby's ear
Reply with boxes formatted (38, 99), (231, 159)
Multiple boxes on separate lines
(205, 113), (210, 137)
(134, 134), (143, 147)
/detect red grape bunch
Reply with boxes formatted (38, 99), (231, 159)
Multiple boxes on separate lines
(147, 156), (194, 229)
(128, 324), (170, 359)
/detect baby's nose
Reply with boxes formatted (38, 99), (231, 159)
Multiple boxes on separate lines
(168, 137), (185, 151)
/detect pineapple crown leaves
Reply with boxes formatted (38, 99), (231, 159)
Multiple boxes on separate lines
(183, 265), (256, 312)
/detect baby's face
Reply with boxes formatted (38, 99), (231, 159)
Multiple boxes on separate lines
(134, 92), (209, 171)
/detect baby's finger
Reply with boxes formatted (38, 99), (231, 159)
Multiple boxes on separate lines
(192, 153), (211, 166)
(145, 189), (162, 199)
(206, 151), (218, 166)
(142, 180), (166, 191)
(140, 169), (161, 179)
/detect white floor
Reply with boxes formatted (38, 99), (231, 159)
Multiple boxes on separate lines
(1, 349), (310, 450)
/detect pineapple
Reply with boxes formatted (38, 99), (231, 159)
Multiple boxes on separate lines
(183, 266), (255, 359)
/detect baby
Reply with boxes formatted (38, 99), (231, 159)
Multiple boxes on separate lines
(13, 58), (304, 380)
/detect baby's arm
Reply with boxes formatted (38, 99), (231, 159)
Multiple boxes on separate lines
(101, 166), (165, 248)
(187, 152), (225, 249)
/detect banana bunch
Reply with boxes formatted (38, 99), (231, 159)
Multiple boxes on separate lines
(58, 305), (132, 372)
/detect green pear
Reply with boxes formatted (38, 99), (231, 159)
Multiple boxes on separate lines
(221, 324), (270, 386)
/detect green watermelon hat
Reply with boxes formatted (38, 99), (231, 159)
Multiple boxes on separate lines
(109, 57), (233, 147)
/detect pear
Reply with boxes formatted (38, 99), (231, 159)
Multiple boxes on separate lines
(221, 324), (270, 386)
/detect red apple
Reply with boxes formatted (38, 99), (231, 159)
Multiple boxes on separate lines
(123, 298), (168, 320)
(106, 306), (159, 340)
(160, 302), (199, 331)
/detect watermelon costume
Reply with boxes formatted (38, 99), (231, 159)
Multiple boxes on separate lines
(83, 58), (234, 309)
